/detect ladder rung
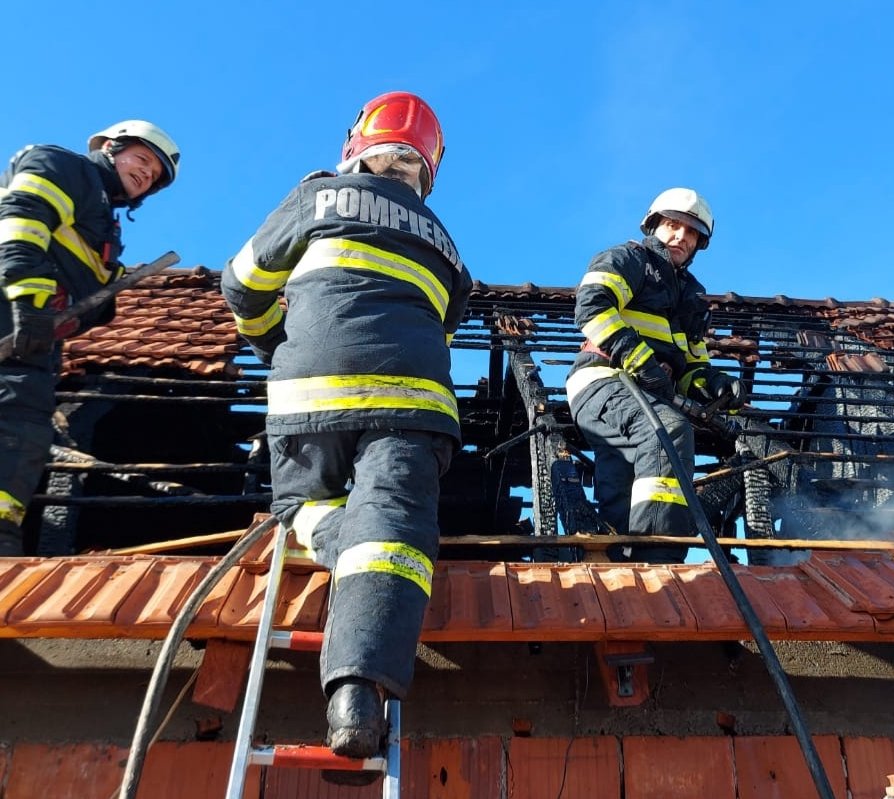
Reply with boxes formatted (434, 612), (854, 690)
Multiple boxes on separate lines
(269, 630), (324, 651)
(249, 744), (386, 773)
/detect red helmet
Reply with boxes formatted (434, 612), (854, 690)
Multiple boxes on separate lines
(341, 91), (444, 195)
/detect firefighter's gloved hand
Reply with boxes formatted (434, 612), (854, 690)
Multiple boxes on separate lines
(633, 357), (674, 399)
(10, 300), (55, 359)
(707, 371), (746, 410)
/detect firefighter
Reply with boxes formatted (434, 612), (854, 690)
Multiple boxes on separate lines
(566, 188), (745, 563)
(221, 91), (472, 784)
(0, 120), (180, 556)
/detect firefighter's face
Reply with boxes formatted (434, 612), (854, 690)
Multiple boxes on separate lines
(653, 217), (699, 267)
(108, 142), (163, 199)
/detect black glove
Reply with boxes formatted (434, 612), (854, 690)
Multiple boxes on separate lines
(707, 371), (746, 410)
(10, 300), (55, 359)
(634, 357), (674, 399)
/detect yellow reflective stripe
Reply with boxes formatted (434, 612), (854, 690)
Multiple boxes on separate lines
(52, 225), (115, 284)
(268, 374), (459, 423)
(234, 301), (283, 337)
(687, 340), (709, 363)
(0, 491), (26, 526)
(8, 172), (74, 225)
(631, 476), (688, 507)
(565, 365), (619, 403)
(621, 309), (673, 343)
(677, 369), (700, 395)
(445, 332), (454, 346)
(580, 270), (633, 308)
(335, 541), (434, 596)
(0, 217), (52, 249)
(231, 239), (292, 292)
(291, 497), (348, 557)
(290, 238), (449, 322)
(5, 277), (58, 307)
(622, 341), (654, 373)
(582, 308), (626, 345)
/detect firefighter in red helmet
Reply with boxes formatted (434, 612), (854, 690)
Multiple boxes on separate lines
(222, 91), (472, 785)
(0, 120), (179, 556)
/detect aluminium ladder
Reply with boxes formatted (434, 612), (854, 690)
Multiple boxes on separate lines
(224, 522), (401, 798)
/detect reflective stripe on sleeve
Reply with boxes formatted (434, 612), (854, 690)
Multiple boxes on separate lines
(631, 476), (688, 507)
(0, 217), (52, 249)
(5, 277), (58, 307)
(579, 270), (633, 307)
(288, 238), (449, 321)
(334, 541), (434, 596)
(687, 339), (709, 363)
(582, 308), (626, 346)
(230, 239), (292, 292)
(7, 172), (75, 226)
(233, 301), (283, 337)
(268, 374), (459, 422)
(622, 341), (654, 373)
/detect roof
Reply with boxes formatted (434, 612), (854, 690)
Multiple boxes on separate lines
(1, 521), (893, 643)
(6, 267), (894, 798)
(61, 266), (242, 378)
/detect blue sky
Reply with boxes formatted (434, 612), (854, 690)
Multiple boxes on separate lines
(4, 1), (892, 301)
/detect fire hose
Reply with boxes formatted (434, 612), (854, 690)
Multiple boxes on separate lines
(117, 515), (279, 799)
(618, 371), (835, 799)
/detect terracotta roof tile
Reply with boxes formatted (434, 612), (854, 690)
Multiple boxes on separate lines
(507, 563), (606, 637)
(590, 565), (699, 639)
(423, 562), (513, 641)
(59, 266), (242, 379)
(2, 548), (894, 643)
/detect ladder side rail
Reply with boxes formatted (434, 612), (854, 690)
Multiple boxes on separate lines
(225, 523), (290, 799)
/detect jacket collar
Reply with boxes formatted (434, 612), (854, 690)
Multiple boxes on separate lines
(86, 150), (134, 209)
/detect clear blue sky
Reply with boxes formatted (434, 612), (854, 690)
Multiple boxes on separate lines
(4, 1), (892, 301)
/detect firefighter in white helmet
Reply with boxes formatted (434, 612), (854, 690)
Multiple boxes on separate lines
(222, 92), (472, 785)
(566, 187), (745, 563)
(0, 120), (180, 556)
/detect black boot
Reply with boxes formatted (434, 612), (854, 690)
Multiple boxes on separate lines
(321, 678), (385, 786)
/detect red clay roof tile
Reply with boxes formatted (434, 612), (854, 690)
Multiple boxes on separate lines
(2, 547), (894, 644)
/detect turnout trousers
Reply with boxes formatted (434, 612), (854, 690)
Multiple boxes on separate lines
(571, 377), (695, 563)
(0, 298), (56, 553)
(268, 428), (453, 699)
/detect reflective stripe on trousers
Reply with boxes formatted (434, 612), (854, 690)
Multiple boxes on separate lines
(268, 428), (453, 697)
(571, 377), (695, 563)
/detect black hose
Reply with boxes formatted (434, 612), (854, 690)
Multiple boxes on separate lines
(617, 372), (835, 799)
(117, 515), (279, 799)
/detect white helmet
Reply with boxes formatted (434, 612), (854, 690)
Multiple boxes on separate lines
(640, 187), (714, 250)
(88, 120), (181, 192)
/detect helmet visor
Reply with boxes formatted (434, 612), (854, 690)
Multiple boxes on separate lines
(658, 210), (710, 239)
